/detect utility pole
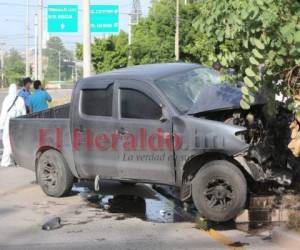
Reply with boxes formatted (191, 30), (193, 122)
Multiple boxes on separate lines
(34, 13), (38, 80)
(175, 0), (180, 61)
(58, 50), (61, 82)
(131, 0), (142, 25)
(38, 0), (43, 81)
(25, 0), (30, 77)
(0, 41), (5, 88)
(75, 63), (78, 82)
(129, 0), (142, 62)
(83, 0), (91, 77)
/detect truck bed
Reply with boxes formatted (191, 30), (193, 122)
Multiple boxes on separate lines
(21, 103), (70, 119)
(9, 103), (77, 176)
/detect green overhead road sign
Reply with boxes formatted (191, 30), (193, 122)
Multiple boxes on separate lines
(48, 5), (78, 33)
(91, 5), (119, 33)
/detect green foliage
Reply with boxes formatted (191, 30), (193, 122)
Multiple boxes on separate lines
(92, 31), (128, 73)
(4, 49), (25, 86)
(76, 1), (203, 70)
(44, 37), (73, 82)
(76, 31), (128, 73)
(193, 0), (300, 110)
(131, 0), (176, 65)
(131, 0), (205, 64)
(76, 0), (300, 112)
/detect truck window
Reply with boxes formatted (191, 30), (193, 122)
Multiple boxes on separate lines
(121, 88), (162, 120)
(81, 84), (113, 117)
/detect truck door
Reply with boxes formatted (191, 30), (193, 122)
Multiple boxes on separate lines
(115, 80), (175, 185)
(72, 82), (120, 178)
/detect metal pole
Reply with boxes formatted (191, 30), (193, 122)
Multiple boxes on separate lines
(75, 63), (78, 82)
(71, 67), (74, 81)
(83, 0), (91, 77)
(0, 45), (4, 88)
(38, 0), (43, 80)
(34, 13), (38, 80)
(58, 51), (61, 82)
(25, 0), (30, 77)
(175, 0), (180, 61)
(128, 16), (132, 63)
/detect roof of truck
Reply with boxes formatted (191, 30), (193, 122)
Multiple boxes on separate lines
(85, 63), (201, 82)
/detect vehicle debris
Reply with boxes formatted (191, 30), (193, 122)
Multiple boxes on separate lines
(42, 215), (62, 231)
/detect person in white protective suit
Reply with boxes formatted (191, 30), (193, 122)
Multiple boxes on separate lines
(0, 84), (26, 167)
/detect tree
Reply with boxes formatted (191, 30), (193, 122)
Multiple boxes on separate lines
(131, 0), (176, 65)
(44, 37), (73, 82)
(192, 0), (300, 110)
(76, 31), (128, 73)
(4, 49), (25, 86)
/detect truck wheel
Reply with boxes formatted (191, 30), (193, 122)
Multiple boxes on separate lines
(192, 160), (247, 222)
(37, 150), (74, 197)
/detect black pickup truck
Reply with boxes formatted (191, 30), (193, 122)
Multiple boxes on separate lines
(10, 63), (297, 222)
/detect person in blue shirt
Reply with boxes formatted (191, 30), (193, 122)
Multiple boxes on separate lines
(29, 80), (52, 113)
(18, 77), (32, 113)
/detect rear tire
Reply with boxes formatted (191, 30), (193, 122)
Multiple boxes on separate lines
(37, 150), (73, 197)
(192, 160), (247, 222)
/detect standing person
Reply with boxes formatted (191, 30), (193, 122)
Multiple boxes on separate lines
(18, 77), (32, 113)
(29, 80), (52, 113)
(0, 84), (26, 167)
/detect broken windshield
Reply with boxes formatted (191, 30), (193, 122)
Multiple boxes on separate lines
(154, 67), (222, 113)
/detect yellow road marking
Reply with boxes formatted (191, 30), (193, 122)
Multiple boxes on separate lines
(203, 229), (244, 250)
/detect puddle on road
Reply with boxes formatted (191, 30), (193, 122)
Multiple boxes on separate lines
(73, 182), (194, 223)
(72, 182), (299, 234)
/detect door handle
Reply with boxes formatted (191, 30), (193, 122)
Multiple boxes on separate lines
(117, 127), (129, 135)
(79, 125), (84, 133)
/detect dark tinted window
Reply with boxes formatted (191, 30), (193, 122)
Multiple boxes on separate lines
(81, 84), (113, 116)
(121, 88), (162, 119)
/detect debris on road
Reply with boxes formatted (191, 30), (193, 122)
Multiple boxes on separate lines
(42, 215), (62, 231)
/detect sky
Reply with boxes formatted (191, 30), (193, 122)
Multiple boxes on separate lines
(0, 0), (152, 52)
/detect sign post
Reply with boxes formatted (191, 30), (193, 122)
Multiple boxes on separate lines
(48, 5), (78, 32)
(90, 5), (119, 33)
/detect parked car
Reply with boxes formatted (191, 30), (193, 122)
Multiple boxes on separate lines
(10, 63), (296, 222)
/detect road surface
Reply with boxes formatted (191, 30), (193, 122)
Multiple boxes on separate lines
(0, 167), (284, 250)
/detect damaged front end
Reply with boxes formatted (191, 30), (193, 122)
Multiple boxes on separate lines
(195, 103), (297, 190)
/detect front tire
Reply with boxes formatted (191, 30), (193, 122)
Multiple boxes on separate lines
(37, 150), (74, 197)
(192, 160), (247, 222)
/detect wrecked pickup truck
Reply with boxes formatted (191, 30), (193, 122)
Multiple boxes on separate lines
(10, 63), (298, 222)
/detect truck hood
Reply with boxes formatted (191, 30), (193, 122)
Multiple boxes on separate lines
(187, 84), (266, 115)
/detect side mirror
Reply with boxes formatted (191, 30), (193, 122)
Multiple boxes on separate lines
(160, 105), (169, 123)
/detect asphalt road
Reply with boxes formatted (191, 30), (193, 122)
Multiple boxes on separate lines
(0, 167), (284, 250)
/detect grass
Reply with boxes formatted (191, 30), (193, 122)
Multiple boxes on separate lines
(287, 211), (300, 234)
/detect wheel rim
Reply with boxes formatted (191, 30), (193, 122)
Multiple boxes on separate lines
(40, 159), (58, 190)
(204, 178), (234, 211)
